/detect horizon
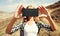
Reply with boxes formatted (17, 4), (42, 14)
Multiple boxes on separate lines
(0, 0), (59, 12)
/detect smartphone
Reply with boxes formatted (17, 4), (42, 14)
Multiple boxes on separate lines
(22, 8), (38, 17)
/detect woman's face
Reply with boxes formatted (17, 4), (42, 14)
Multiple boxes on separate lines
(26, 5), (34, 20)
(23, 5), (40, 22)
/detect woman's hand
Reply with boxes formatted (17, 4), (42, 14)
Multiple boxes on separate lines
(14, 5), (24, 18)
(38, 5), (51, 18)
(38, 14), (47, 18)
(38, 5), (49, 16)
(6, 5), (24, 34)
(38, 5), (56, 31)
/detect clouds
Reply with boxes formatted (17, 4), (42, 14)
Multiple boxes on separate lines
(7, 0), (14, 3)
(8, 0), (13, 2)
(0, 4), (18, 12)
(0, 0), (59, 12)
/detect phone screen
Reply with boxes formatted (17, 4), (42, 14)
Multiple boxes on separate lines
(22, 8), (38, 17)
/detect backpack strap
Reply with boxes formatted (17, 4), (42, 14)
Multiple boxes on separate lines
(36, 22), (44, 34)
(20, 23), (26, 36)
(35, 22), (40, 34)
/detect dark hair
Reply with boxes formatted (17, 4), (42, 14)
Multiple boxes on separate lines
(23, 17), (29, 22)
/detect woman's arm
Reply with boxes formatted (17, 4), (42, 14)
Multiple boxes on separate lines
(46, 15), (56, 31)
(37, 21), (52, 31)
(9, 23), (22, 34)
(38, 5), (56, 31)
(6, 5), (24, 34)
(6, 18), (17, 34)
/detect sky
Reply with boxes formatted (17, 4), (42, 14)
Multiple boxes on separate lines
(0, 0), (59, 12)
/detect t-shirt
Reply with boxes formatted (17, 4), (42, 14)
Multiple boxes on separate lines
(24, 22), (38, 36)
(10, 21), (52, 36)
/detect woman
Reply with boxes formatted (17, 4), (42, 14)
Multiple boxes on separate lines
(6, 5), (56, 36)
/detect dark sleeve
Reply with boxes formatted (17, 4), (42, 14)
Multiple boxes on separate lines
(38, 22), (53, 31)
(10, 23), (22, 34)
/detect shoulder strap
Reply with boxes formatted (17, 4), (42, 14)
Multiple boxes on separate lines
(36, 22), (41, 34)
(20, 23), (26, 36)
